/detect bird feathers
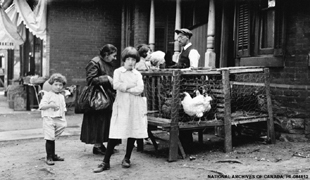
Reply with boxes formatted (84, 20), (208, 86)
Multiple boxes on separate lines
(181, 90), (213, 118)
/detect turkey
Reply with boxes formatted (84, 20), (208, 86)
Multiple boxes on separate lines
(181, 89), (213, 122)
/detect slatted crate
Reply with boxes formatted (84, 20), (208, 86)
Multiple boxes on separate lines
(141, 66), (275, 161)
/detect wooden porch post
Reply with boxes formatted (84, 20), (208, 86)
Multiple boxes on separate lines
(148, 0), (155, 51)
(172, 0), (181, 63)
(205, 0), (216, 68)
(220, 0), (228, 68)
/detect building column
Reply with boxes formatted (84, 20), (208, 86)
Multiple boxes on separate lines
(148, 0), (155, 51)
(205, 0), (216, 68)
(172, 0), (181, 62)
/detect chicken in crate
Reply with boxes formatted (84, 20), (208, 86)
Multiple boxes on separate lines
(178, 74), (220, 123)
(181, 89), (212, 122)
(141, 67), (275, 161)
(143, 74), (216, 121)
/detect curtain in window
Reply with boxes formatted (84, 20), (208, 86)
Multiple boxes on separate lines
(14, 0), (46, 40)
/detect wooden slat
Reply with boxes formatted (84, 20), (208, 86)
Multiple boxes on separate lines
(231, 81), (265, 87)
(147, 116), (171, 127)
(211, 89), (224, 94)
(213, 94), (225, 98)
(151, 77), (156, 110)
(222, 69), (232, 153)
(141, 70), (174, 76)
(218, 66), (264, 74)
(178, 120), (224, 130)
(232, 117), (268, 125)
(157, 77), (162, 115)
(219, 66), (263, 70)
(229, 68), (264, 74)
(232, 114), (268, 120)
(142, 66), (264, 76)
(169, 71), (181, 161)
(217, 103), (225, 108)
(217, 108), (225, 112)
(264, 68), (276, 144)
(148, 116), (268, 130)
(181, 70), (221, 75)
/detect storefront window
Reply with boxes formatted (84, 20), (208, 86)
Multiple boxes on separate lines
(13, 48), (20, 80)
(21, 29), (44, 76)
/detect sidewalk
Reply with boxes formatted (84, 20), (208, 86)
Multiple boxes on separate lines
(0, 90), (82, 142)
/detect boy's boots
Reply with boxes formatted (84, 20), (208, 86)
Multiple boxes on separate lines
(51, 141), (64, 161)
(46, 140), (54, 165)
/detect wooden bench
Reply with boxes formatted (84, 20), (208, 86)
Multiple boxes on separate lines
(141, 67), (275, 162)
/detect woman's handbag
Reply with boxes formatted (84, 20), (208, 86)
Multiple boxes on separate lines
(75, 85), (93, 113)
(90, 85), (111, 110)
(75, 85), (111, 113)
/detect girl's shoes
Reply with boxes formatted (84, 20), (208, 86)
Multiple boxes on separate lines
(93, 162), (110, 173)
(121, 158), (131, 168)
(92, 158), (131, 173)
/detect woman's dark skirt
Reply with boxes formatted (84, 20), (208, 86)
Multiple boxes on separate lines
(80, 109), (112, 144)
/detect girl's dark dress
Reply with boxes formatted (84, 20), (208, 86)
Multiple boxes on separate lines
(80, 56), (115, 144)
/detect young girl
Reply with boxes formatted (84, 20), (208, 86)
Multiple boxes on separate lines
(135, 44), (151, 70)
(93, 46), (148, 173)
(39, 73), (67, 166)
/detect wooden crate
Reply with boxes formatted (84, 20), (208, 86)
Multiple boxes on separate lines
(141, 67), (275, 161)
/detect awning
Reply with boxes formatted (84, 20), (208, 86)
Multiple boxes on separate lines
(14, 0), (47, 40)
(0, 0), (47, 49)
(0, 32), (15, 49)
(0, 4), (24, 49)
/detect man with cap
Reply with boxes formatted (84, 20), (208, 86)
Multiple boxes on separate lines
(169, 28), (200, 69)
(170, 29), (200, 153)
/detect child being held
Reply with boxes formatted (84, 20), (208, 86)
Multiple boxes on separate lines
(39, 73), (67, 165)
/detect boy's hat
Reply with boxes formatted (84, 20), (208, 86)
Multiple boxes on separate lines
(175, 28), (193, 38)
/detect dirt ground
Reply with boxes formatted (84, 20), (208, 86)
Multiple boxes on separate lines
(1, 132), (310, 180)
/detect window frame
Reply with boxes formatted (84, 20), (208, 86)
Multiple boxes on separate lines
(235, 0), (285, 67)
(258, 5), (275, 55)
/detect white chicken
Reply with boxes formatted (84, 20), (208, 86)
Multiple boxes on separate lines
(181, 90), (213, 120)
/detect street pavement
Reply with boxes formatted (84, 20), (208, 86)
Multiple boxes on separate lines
(0, 90), (83, 142)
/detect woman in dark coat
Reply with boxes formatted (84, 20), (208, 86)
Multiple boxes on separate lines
(80, 44), (117, 154)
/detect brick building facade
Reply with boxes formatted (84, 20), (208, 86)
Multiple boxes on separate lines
(268, 1), (310, 135)
(45, 0), (178, 86)
(46, 0), (123, 86)
(10, 0), (309, 135)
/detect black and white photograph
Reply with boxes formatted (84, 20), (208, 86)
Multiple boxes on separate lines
(1, 0), (310, 179)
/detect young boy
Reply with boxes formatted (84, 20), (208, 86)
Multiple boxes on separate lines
(39, 73), (67, 165)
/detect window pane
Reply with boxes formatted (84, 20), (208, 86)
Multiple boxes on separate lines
(261, 8), (275, 49)
(34, 38), (42, 76)
(155, 27), (165, 51)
